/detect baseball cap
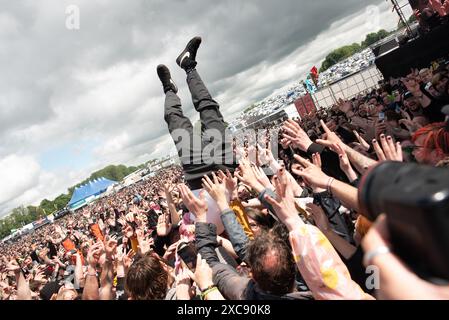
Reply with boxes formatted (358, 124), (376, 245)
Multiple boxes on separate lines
(403, 91), (414, 100)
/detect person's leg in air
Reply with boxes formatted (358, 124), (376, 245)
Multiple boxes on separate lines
(157, 64), (196, 177)
(156, 37), (236, 234)
(176, 36), (237, 177)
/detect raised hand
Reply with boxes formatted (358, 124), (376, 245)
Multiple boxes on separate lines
(104, 235), (118, 261)
(251, 165), (274, 190)
(188, 254), (214, 291)
(87, 241), (104, 268)
(54, 225), (64, 236)
(178, 184), (208, 222)
(162, 241), (180, 261)
(125, 212), (135, 223)
(257, 142), (276, 167)
(116, 245), (126, 264)
(429, 0), (447, 16)
(136, 229), (154, 255)
(123, 249), (135, 272)
(316, 120), (344, 148)
(162, 182), (175, 198)
(353, 130), (370, 151)
(281, 119), (313, 152)
(280, 137), (292, 149)
(156, 213), (172, 237)
(444, 0), (449, 15)
(5, 260), (21, 274)
(33, 266), (48, 284)
(336, 98), (353, 114)
(202, 173), (228, 211)
(311, 152), (322, 168)
(331, 142), (357, 180)
(291, 154), (331, 191)
(264, 166), (303, 231)
(218, 169), (238, 201)
(306, 203), (331, 233)
(374, 119), (387, 139)
(372, 135), (403, 162)
(235, 158), (264, 193)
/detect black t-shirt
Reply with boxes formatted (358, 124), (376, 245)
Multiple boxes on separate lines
(48, 241), (58, 258)
(420, 83), (433, 100)
(424, 98), (447, 123)
(30, 250), (39, 263)
(343, 246), (375, 295)
(146, 210), (159, 229)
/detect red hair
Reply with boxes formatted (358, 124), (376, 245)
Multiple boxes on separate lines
(412, 122), (449, 156)
(355, 215), (372, 238)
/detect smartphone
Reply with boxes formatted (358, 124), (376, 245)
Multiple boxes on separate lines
(378, 112), (385, 121)
(177, 242), (197, 272)
(69, 249), (77, 255)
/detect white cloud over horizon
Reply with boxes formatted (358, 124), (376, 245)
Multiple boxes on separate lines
(0, 0), (407, 218)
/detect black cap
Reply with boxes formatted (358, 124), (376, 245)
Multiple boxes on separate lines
(403, 91), (414, 100)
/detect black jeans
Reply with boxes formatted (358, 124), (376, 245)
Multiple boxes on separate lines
(164, 69), (237, 189)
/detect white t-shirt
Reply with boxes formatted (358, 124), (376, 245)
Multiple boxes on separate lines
(191, 189), (225, 235)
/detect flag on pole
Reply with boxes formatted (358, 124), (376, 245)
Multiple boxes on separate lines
(310, 66), (319, 87)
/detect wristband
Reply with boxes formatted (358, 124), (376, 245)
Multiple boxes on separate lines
(326, 178), (335, 194)
(363, 246), (391, 267)
(200, 284), (216, 293)
(200, 286), (218, 300)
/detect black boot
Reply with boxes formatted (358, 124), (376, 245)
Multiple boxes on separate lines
(176, 36), (202, 72)
(157, 64), (178, 94)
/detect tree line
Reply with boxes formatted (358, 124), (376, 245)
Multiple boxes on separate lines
(319, 14), (417, 73)
(319, 29), (390, 72)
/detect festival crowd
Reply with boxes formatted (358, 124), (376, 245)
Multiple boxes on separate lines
(413, 0), (449, 33)
(1, 36), (448, 301)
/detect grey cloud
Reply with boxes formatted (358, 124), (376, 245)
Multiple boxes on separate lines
(0, 0), (390, 216)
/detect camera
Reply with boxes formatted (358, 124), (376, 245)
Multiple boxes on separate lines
(358, 162), (449, 282)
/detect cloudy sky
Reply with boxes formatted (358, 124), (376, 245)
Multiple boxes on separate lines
(0, 0), (410, 217)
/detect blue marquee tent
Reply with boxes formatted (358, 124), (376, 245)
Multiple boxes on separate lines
(68, 177), (117, 210)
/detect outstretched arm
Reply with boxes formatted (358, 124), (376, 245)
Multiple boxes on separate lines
(202, 173), (249, 261)
(306, 203), (357, 260)
(163, 183), (181, 226)
(315, 120), (377, 175)
(82, 242), (102, 300)
(6, 261), (31, 300)
(292, 155), (360, 212)
(99, 236), (117, 300)
(264, 167), (372, 300)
